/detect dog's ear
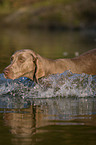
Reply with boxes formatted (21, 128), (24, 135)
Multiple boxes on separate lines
(30, 51), (45, 82)
(35, 56), (45, 82)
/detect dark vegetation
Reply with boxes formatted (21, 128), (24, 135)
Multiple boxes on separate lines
(0, 0), (96, 30)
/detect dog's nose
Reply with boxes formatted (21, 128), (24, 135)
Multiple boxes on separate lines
(3, 68), (9, 75)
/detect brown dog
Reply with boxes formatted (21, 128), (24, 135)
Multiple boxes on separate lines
(3, 49), (96, 82)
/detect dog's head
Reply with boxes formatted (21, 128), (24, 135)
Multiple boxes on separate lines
(3, 49), (45, 82)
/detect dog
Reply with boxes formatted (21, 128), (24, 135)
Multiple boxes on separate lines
(3, 49), (96, 82)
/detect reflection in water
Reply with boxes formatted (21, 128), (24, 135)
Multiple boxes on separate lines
(4, 106), (36, 137)
(0, 73), (96, 145)
(0, 68), (96, 144)
(2, 98), (96, 145)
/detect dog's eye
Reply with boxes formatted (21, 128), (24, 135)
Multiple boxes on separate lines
(18, 57), (25, 63)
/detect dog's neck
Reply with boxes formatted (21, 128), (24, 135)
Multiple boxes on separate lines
(40, 57), (68, 76)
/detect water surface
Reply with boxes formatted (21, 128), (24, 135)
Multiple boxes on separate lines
(0, 29), (96, 145)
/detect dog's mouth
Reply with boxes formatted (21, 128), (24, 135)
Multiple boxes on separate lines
(3, 73), (15, 80)
(4, 70), (35, 81)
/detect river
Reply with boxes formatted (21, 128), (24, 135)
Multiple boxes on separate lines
(0, 28), (96, 145)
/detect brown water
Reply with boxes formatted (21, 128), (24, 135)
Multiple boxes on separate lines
(0, 28), (96, 145)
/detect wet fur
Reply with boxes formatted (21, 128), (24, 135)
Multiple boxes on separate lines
(4, 49), (96, 82)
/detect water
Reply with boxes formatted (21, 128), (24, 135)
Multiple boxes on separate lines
(0, 71), (96, 99)
(0, 28), (96, 145)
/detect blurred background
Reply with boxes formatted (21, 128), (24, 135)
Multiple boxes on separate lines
(0, 0), (96, 29)
(0, 0), (96, 72)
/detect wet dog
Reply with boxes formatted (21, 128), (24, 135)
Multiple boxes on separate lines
(3, 49), (96, 82)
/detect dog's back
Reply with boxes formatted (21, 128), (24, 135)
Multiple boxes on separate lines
(71, 49), (96, 75)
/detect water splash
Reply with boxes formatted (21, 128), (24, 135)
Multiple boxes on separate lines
(0, 71), (96, 99)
